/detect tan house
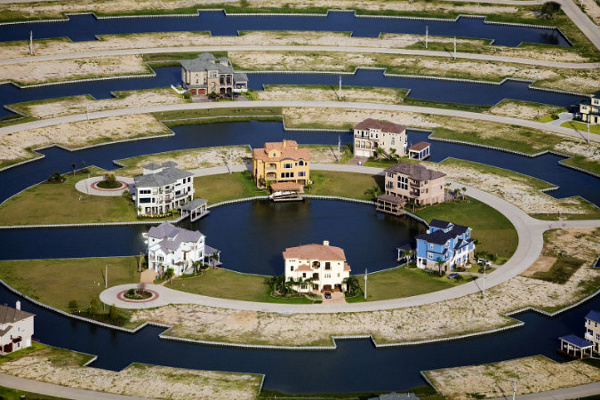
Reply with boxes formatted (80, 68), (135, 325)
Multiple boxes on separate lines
(252, 139), (310, 188)
(578, 95), (600, 124)
(376, 162), (446, 215)
(0, 302), (34, 355)
(181, 53), (248, 96)
(283, 240), (351, 293)
(353, 118), (408, 158)
(585, 310), (600, 353)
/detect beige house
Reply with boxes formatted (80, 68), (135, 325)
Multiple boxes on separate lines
(585, 310), (600, 353)
(252, 140), (310, 188)
(283, 241), (351, 293)
(578, 95), (600, 124)
(353, 118), (408, 158)
(376, 162), (446, 215)
(0, 302), (34, 355)
(181, 53), (248, 96)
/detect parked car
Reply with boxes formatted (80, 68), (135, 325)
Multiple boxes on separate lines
(324, 292), (332, 299)
(477, 258), (491, 266)
(447, 273), (459, 279)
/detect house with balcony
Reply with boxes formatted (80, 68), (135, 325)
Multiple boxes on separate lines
(376, 162), (446, 215)
(252, 139), (310, 188)
(146, 221), (220, 276)
(181, 53), (248, 96)
(353, 118), (408, 158)
(0, 302), (34, 355)
(577, 95), (600, 124)
(415, 219), (475, 271)
(132, 161), (194, 216)
(283, 240), (351, 293)
(584, 310), (600, 353)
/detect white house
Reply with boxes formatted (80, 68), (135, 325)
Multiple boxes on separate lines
(0, 301), (34, 355)
(353, 118), (408, 158)
(283, 240), (351, 293)
(147, 222), (219, 276)
(132, 161), (194, 216)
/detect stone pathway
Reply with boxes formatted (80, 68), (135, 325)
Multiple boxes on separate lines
(75, 176), (134, 197)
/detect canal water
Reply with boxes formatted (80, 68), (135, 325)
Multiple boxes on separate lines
(0, 11), (570, 47)
(0, 67), (586, 119)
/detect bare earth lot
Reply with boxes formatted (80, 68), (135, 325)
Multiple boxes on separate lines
(425, 355), (600, 400)
(129, 228), (600, 347)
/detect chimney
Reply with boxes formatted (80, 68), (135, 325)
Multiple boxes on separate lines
(282, 139), (287, 148)
(15, 301), (20, 310)
(323, 240), (329, 246)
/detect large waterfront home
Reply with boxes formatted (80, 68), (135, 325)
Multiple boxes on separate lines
(132, 162), (194, 217)
(252, 139), (310, 188)
(376, 162), (446, 215)
(283, 240), (351, 293)
(0, 302), (34, 355)
(585, 310), (600, 353)
(577, 95), (599, 125)
(353, 118), (408, 158)
(146, 222), (219, 276)
(181, 53), (248, 96)
(415, 219), (475, 271)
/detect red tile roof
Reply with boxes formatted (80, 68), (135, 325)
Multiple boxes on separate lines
(283, 243), (346, 261)
(253, 139), (311, 162)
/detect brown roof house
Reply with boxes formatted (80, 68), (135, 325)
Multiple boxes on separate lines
(0, 301), (34, 355)
(283, 241), (351, 293)
(353, 118), (408, 158)
(252, 139), (310, 188)
(377, 162), (446, 215)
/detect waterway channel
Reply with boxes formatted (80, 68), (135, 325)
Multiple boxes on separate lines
(0, 11), (570, 47)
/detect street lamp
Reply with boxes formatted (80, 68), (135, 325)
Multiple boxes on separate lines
(364, 268), (368, 300)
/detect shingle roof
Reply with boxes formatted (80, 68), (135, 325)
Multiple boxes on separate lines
(354, 118), (406, 134)
(181, 198), (208, 211)
(409, 141), (430, 151)
(234, 72), (248, 82)
(416, 222), (470, 245)
(586, 310), (600, 324)
(283, 243), (346, 261)
(559, 334), (593, 348)
(181, 54), (234, 74)
(376, 194), (406, 205)
(134, 166), (193, 188)
(384, 163), (445, 181)
(148, 222), (204, 253)
(0, 305), (34, 326)
(430, 219), (452, 229)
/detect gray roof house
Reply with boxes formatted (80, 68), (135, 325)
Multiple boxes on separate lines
(181, 53), (249, 95)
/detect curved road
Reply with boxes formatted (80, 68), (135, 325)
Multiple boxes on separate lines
(100, 164), (600, 312)
(2, 101), (599, 145)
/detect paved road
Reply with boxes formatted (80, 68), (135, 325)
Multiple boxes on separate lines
(1, 45), (598, 69)
(100, 163), (600, 313)
(2, 101), (598, 145)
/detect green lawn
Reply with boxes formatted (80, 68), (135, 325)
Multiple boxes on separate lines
(194, 172), (268, 204)
(0, 257), (140, 312)
(0, 169), (141, 226)
(153, 107), (282, 127)
(413, 197), (518, 261)
(307, 170), (384, 200)
(561, 120), (600, 135)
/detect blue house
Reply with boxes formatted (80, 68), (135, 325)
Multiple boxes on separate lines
(415, 219), (475, 271)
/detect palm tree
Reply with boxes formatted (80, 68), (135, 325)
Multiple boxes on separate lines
(461, 187), (467, 200)
(342, 276), (361, 296)
(435, 257), (445, 277)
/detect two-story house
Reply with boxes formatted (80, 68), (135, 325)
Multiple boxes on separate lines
(578, 95), (600, 125)
(252, 139), (310, 188)
(132, 162), (194, 216)
(585, 310), (600, 353)
(0, 302), (34, 355)
(353, 118), (408, 158)
(146, 221), (219, 276)
(415, 219), (475, 271)
(376, 162), (446, 215)
(181, 53), (248, 96)
(283, 240), (351, 293)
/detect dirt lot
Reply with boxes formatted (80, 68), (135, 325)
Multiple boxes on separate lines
(0, 346), (261, 400)
(129, 228), (600, 347)
(0, 114), (171, 165)
(258, 85), (406, 103)
(0, 55), (149, 85)
(487, 101), (565, 120)
(425, 355), (600, 400)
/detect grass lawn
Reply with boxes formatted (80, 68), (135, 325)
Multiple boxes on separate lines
(561, 120), (600, 135)
(412, 197), (518, 261)
(307, 170), (384, 200)
(0, 257), (140, 312)
(0, 168), (140, 226)
(0, 386), (72, 400)
(356, 266), (466, 301)
(532, 255), (586, 284)
(153, 107), (283, 127)
(194, 172), (268, 204)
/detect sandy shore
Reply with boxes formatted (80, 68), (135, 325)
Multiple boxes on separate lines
(425, 355), (600, 400)
(0, 346), (261, 400)
(130, 228), (600, 347)
(0, 55), (149, 85)
(487, 100), (565, 120)
(0, 114), (170, 165)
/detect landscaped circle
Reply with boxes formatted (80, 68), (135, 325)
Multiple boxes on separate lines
(117, 289), (159, 303)
(92, 179), (126, 191)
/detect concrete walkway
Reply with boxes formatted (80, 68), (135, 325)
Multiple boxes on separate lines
(74, 176), (133, 196)
(100, 163), (600, 313)
(2, 101), (599, 145)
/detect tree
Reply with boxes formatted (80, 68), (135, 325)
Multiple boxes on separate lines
(540, 1), (560, 18)
(436, 257), (445, 277)
(163, 268), (175, 285)
(89, 297), (101, 316)
(68, 300), (79, 312)
(343, 276), (361, 297)
(461, 187), (467, 200)
(109, 304), (119, 322)
(364, 185), (382, 200)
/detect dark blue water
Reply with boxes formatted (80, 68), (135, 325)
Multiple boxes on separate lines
(1, 122), (598, 208)
(0, 67), (586, 118)
(0, 11), (569, 47)
(1, 275), (595, 394)
(0, 200), (424, 276)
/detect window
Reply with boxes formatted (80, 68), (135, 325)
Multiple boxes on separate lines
(429, 244), (434, 249)
(283, 163), (293, 169)
(391, 137), (395, 145)
(302, 273), (306, 278)
(290, 266), (294, 271)
(299, 160), (304, 166)
(140, 189), (151, 194)
(273, 153), (277, 157)
(325, 262), (331, 270)
(281, 172), (295, 178)
(299, 171), (306, 177)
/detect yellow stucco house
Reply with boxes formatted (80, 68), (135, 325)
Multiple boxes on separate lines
(252, 140), (310, 188)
